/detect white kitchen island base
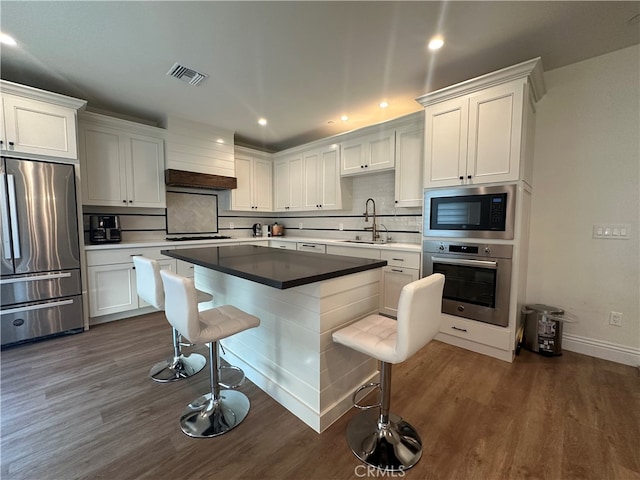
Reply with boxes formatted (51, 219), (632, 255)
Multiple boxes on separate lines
(194, 266), (380, 433)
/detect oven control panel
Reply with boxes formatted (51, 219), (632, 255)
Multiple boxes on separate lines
(429, 241), (511, 259)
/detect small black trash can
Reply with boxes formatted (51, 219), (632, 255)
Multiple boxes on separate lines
(522, 304), (566, 356)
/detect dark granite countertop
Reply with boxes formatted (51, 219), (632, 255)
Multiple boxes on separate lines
(161, 245), (387, 289)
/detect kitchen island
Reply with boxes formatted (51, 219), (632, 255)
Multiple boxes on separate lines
(161, 245), (387, 432)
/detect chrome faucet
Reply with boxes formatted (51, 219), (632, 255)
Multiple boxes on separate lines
(363, 198), (379, 242)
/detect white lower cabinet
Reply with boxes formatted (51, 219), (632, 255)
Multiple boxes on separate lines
(297, 242), (326, 254)
(86, 247), (175, 319)
(379, 250), (421, 317)
(269, 240), (297, 250)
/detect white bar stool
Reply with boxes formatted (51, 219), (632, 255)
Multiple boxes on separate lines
(160, 269), (260, 438)
(332, 273), (444, 472)
(133, 256), (209, 382)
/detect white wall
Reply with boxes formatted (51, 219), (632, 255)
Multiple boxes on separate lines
(527, 45), (639, 359)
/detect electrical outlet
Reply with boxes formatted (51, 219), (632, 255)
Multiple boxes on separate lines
(609, 311), (623, 326)
(229, 222), (234, 230)
(298, 222), (303, 229)
(339, 223), (344, 231)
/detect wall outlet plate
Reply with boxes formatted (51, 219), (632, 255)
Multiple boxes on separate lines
(609, 311), (623, 326)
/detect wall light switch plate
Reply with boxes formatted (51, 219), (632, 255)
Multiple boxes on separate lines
(593, 224), (630, 240)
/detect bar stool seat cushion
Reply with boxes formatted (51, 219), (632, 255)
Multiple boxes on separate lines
(332, 315), (398, 363)
(333, 273), (445, 364)
(192, 305), (260, 345)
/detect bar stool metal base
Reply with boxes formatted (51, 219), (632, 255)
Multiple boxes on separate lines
(149, 353), (207, 383)
(179, 390), (250, 438)
(346, 409), (422, 472)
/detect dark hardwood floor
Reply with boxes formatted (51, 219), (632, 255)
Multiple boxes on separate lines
(1, 312), (638, 480)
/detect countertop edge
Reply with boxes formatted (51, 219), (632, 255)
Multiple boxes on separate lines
(85, 236), (421, 252)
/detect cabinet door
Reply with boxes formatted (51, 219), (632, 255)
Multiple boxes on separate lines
(138, 259), (175, 307)
(380, 266), (419, 317)
(88, 264), (137, 317)
(231, 154), (253, 211)
(2, 94), (78, 159)
(273, 158), (290, 211)
(253, 157), (273, 211)
(289, 156), (304, 210)
(80, 124), (128, 206)
(394, 123), (424, 207)
(467, 81), (524, 183)
(302, 150), (320, 210)
(319, 146), (341, 210)
(127, 134), (166, 208)
(424, 97), (468, 188)
(367, 131), (395, 172)
(340, 139), (364, 175)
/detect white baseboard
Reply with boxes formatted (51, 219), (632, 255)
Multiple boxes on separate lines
(562, 333), (640, 367)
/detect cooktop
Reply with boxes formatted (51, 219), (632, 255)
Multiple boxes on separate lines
(166, 236), (233, 241)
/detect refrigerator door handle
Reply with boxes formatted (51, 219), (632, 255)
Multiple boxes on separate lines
(0, 298), (74, 316)
(0, 174), (12, 259)
(6, 174), (21, 260)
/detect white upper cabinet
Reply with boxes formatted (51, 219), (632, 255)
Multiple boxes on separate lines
(0, 81), (86, 161)
(274, 153), (303, 212)
(302, 144), (348, 211)
(231, 147), (273, 212)
(79, 112), (166, 208)
(340, 129), (395, 176)
(418, 58), (545, 188)
(394, 119), (424, 208)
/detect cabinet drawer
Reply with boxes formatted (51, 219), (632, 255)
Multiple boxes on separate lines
(86, 246), (174, 266)
(326, 245), (381, 260)
(380, 250), (420, 269)
(297, 242), (326, 253)
(439, 314), (512, 350)
(270, 240), (297, 250)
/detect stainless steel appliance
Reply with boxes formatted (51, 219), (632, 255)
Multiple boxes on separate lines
(423, 240), (512, 327)
(89, 215), (121, 244)
(252, 223), (262, 237)
(423, 184), (516, 240)
(1, 157), (83, 346)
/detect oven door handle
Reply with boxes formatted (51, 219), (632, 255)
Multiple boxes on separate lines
(431, 256), (498, 270)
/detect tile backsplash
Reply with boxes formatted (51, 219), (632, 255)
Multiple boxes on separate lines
(83, 170), (422, 244)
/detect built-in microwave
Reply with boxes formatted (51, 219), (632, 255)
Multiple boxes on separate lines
(423, 184), (516, 240)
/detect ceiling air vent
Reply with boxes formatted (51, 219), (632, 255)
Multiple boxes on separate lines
(166, 62), (208, 86)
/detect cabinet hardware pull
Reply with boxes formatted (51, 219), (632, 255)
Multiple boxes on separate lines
(391, 269), (403, 272)
(130, 254), (143, 257)
(8, 141), (14, 146)
(452, 326), (468, 332)
(391, 258), (404, 261)
(459, 176), (464, 180)
(122, 200), (127, 203)
(467, 175), (472, 179)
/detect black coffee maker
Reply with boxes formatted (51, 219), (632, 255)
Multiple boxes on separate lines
(89, 215), (122, 243)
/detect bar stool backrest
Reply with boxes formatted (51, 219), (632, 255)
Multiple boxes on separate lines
(395, 273), (445, 362)
(132, 256), (164, 310)
(160, 269), (201, 344)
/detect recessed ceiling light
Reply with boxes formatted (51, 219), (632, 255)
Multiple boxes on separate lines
(340, 115), (349, 121)
(258, 118), (267, 126)
(0, 33), (17, 46)
(379, 101), (389, 109)
(428, 36), (444, 51)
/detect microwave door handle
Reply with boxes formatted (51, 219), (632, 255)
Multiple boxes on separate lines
(6, 175), (20, 260)
(0, 174), (12, 259)
(431, 256), (498, 270)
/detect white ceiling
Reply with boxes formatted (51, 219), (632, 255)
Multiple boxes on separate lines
(1, 1), (638, 152)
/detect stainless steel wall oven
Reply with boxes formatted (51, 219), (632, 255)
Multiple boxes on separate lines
(423, 240), (512, 327)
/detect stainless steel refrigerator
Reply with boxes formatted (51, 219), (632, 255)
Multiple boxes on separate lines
(1, 157), (83, 346)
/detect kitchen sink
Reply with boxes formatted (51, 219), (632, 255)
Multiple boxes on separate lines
(341, 239), (388, 245)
